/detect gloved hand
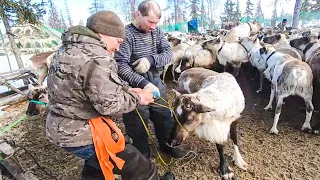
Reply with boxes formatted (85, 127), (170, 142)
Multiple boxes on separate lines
(132, 57), (151, 74)
(144, 83), (160, 98)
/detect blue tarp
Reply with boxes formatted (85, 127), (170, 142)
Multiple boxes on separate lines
(188, 19), (198, 33)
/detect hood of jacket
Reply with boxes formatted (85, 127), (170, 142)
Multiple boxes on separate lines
(61, 25), (106, 48)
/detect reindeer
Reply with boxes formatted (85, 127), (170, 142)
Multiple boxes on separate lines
(248, 38), (314, 134)
(26, 84), (48, 116)
(169, 68), (247, 180)
(26, 51), (55, 85)
(223, 21), (262, 43)
(202, 37), (248, 76)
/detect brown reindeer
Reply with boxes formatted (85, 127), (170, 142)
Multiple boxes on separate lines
(26, 84), (48, 116)
(26, 51), (55, 85)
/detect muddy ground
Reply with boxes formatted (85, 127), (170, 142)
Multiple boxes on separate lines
(1, 68), (320, 180)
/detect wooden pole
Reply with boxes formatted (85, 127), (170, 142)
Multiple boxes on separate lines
(0, 27), (12, 71)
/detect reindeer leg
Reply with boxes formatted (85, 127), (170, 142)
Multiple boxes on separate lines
(269, 95), (284, 134)
(264, 84), (275, 110)
(256, 71), (264, 93)
(301, 98), (313, 132)
(230, 121), (248, 170)
(172, 64), (177, 83)
(216, 144), (236, 180)
(37, 66), (48, 86)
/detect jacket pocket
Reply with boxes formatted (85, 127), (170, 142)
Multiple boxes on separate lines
(110, 71), (124, 85)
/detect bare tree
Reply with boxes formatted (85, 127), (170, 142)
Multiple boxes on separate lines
(65, 0), (73, 27)
(200, 0), (205, 28)
(0, 0), (46, 69)
(255, 0), (264, 21)
(207, 0), (220, 29)
(88, 0), (105, 15)
(79, 19), (84, 26)
(166, 0), (188, 24)
(121, 0), (142, 21)
(48, 0), (61, 29)
(105, 0), (122, 12)
(271, 0), (278, 27)
(190, 0), (200, 19)
(292, 0), (302, 28)
(244, 0), (254, 22)
(60, 10), (67, 30)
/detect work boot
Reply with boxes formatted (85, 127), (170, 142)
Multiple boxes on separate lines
(160, 172), (175, 180)
(160, 144), (187, 159)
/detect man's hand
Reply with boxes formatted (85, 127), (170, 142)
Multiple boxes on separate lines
(128, 88), (154, 105)
(144, 83), (160, 98)
(132, 58), (151, 74)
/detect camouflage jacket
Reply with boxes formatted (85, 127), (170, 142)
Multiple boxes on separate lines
(277, 23), (286, 31)
(46, 25), (140, 147)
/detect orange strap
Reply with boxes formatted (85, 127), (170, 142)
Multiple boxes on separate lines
(89, 116), (125, 180)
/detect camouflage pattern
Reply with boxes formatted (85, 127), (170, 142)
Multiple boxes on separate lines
(46, 25), (140, 147)
(0, 24), (62, 55)
(277, 23), (286, 31)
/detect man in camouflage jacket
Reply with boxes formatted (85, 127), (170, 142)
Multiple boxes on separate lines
(46, 11), (174, 180)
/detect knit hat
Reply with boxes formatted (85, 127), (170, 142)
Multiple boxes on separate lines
(86, 11), (125, 38)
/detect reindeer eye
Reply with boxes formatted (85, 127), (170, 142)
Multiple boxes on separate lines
(184, 104), (192, 111)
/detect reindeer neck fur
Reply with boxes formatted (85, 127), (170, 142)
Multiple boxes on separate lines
(194, 73), (245, 119)
(262, 51), (293, 82)
(274, 40), (290, 49)
(191, 73), (244, 144)
(188, 49), (214, 68)
(304, 42), (320, 63)
(217, 42), (248, 65)
(262, 51), (286, 69)
(235, 23), (251, 37)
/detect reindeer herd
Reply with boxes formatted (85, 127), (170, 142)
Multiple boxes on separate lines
(24, 22), (320, 179)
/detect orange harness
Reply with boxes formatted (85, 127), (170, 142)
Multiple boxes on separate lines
(89, 116), (125, 180)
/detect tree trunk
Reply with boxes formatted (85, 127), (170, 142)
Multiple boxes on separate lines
(1, 12), (24, 69)
(174, 0), (177, 24)
(130, 0), (136, 21)
(0, 28), (12, 71)
(292, 0), (302, 28)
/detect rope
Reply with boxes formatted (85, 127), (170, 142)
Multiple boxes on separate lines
(136, 96), (197, 167)
(0, 111), (58, 179)
(28, 100), (48, 107)
(0, 115), (27, 136)
(154, 97), (190, 133)
(135, 108), (173, 166)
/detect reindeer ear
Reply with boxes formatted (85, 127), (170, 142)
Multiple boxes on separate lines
(259, 47), (267, 55)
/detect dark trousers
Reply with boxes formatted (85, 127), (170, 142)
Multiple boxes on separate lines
(80, 144), (159, 180)
(123, 77), (174, 157)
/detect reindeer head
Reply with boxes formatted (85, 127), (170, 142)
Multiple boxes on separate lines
(239, 36), (259, 52)
(242, 37), (272, 70)
(168, 89), (215, 147)
(175, 57), (192, 74)
(26, 84), (48, 116)
(262, 34), (286, 45)
(289, 36), (312, 52)
(201, 37), (223, 52)
(250, 20), (263, 34)
(168, 36), (182, 47)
